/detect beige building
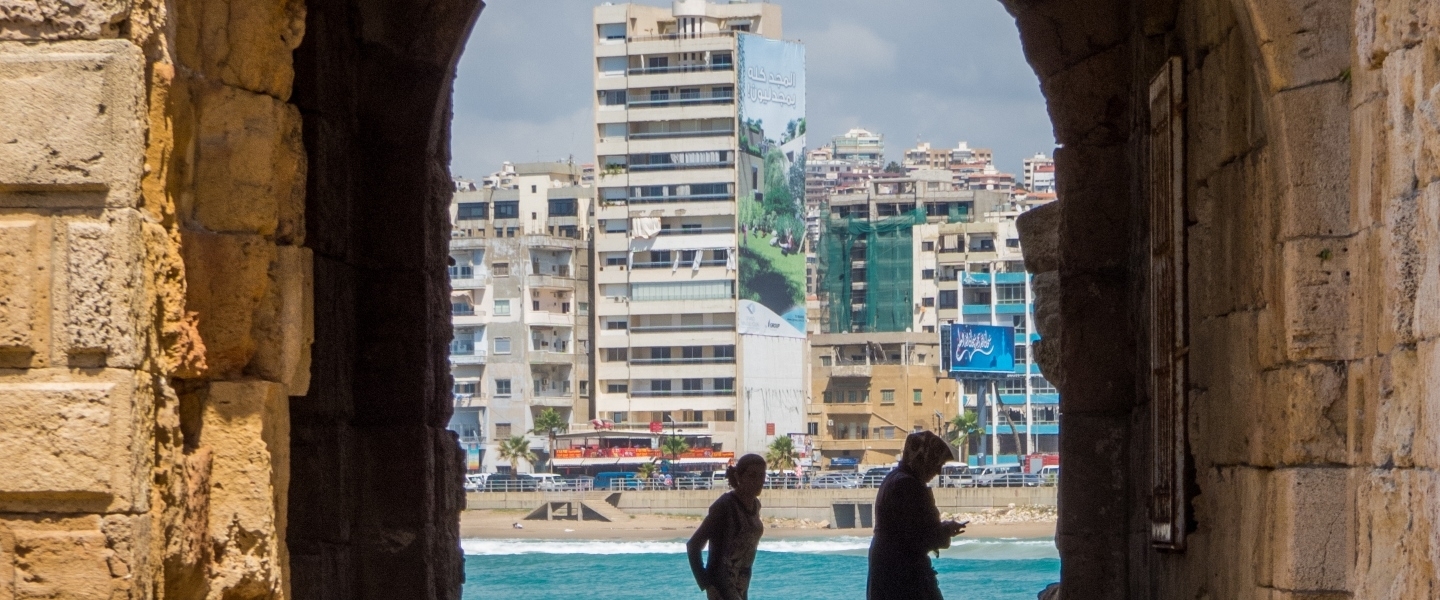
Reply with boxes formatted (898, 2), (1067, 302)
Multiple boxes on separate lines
(447, 163), (594, 473)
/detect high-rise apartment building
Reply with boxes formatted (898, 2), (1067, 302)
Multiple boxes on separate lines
(1022, 152), (1055, 193)
(446, 163), (594, 473)
(809, 173), (1057, 467)
(831, 127), (885, 166)
(590, 0), (808, 455)
(902, 140), (1014, 191)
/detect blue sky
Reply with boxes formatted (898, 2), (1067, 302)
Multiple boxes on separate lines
(450, 0), (1055, 179)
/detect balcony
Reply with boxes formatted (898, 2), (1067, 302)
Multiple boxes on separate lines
(627, 193), (734, 205)
(627, 161), (734, 173)
(625, 31), (736, 43)
(627, 63), (733, 76)
(630, 389), (737, 398)
(449, 348), (488, 365)
(528, 350), (574, 364)
(628, 130), (734, 141)
(829, 363), (872, 378)
(632, 259), (726, 269)
(451, 275), (489, 289)
(629, 324), (734, 333)
(655, 227), (735, 236)
(526, 273), (575, 288)
(629, 357), (735, 366)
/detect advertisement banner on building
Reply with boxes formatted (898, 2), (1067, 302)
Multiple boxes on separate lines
(737, 34), (807, 335)
(948, 324), (1017, 374)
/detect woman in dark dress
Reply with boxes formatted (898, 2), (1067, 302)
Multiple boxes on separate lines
(687, 454), (767, 600)
(867, 431), (967, 600)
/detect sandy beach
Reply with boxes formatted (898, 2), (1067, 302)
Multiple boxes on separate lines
(461, 509), (1056, 540)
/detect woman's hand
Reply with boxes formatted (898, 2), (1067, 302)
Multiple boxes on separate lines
(942, 519), (968, 537)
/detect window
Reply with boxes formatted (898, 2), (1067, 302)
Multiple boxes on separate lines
(999, 378), (1026, 394)
(922, 241), (934, 251)
(922, 269), (935, 280)
(822, 391), (832, 403)
(718, 410), (736, 422)
(604, 348), (628, 362)
(601, 284), (629, 299)
(913, 389), (923, 405)
(505, 227), (517, 238)
(598, 56), (626, 75)
(494, 201), (519, 219)
(650, 250), (672, 264)
(682, 378), (703, 391)
(493, 263), (510, 276)
(997, 284), (1026, 304)
(604, 219), (627, 233)
(807, 422), (819, 435)
(938, 289), (959, 309)
(495, 379), (512, 396)
(632, 280), (732, 302)
(714, 378), (734, 392)
(493, 299), (510, 316)
(611, 411), (628, 423)
(494, 337), (511, 354)
(604, 253), (626, 267)
(1032, 376), (1058, 394)
(1006, 238), (1021, 248)
(598, 22), (626, 40)
(846, 390), (857, 403)
(689, 182), (730, 196)
(922, 297), (935, 307)
(820, 355), (832, 366)
(453, 382), (476, 395)
(881, 389), (895, 404)
(457, 202), (488, 220)
(651, 380), (672, 391)
(649, 89), (670, 103)
(711, 52), (732, 68)
(714, 345), (735, 359)
(599, 90), (627, 106)
(605, 319), (628, 330)
(548, 198), (577, 217)
(682, 346), (703, 359)
(580, 381), (589, 395)
(578, 302), (589, 315)
(607, 383), (629, 394)
(495, 422), (511, 437)
(1015, 345), (1028, 364)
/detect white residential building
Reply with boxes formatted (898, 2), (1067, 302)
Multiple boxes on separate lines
(590, 0), (807, 456)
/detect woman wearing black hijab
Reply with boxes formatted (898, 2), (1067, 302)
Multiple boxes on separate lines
(867, 431), (967, 600)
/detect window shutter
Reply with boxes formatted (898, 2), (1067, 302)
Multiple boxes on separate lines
(1148, 56), (1188, 551)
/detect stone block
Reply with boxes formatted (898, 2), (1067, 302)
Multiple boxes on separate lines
(203, 380), (289, 600)
(0, 217), (46, 367)
(0, 40), (144, 208)
(0, 0), (129, 40)
(1055, 143), (1131, 272)
(1015, 202), (1059, 273)
(1253, 363), (1349, 466)
(1188, 154), (1271, 321)
(54, 209), (146, 368)
(193, 84), (305, 238)
(1282, 237), (1363, 361)
(1056, 273), (1134, 413)
(0, 368), (149, 513)
(250, 245), (314, 396)
(1187, 311), (1264, 466)
(0, 514), (144, 599)
(1261, 468), (1353, 591)
(1356, 0), (1439, 68)
(175, 0), (305, 99)
(1041, 45), (1131, 147)
(181, 230), (275, 379)
(1414, 183), (1440, 340)
(1276, 83), (1355, 238)
(1379, 44), (1440, 202)
(1246, 0), (1352, 91)
(1352, 468), (1440, 598)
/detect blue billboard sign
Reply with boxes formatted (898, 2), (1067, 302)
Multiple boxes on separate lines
(947, 324), (1016, 374)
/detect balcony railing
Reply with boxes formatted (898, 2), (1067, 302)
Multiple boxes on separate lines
(630, 389), (736, 398)
(629, 129), (734, 140)
(452, 306), (475, 316)
(627, 92), (734, 109)
(626, 31), (737, 43)
(656, 227), (734, 235)
(628, 161), (734, 172)
(629, 324), (734, 333)
(627, 193), (734, 205)
(632, 259), (726, 269)
(627, 63), (733, 76)
(629, 357), (735, 365)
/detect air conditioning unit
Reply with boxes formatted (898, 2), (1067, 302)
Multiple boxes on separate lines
(826, 419), (834, 427)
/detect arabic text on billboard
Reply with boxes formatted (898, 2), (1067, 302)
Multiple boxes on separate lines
(948, 324), (1016, 374)
(737, 34), (806, 335)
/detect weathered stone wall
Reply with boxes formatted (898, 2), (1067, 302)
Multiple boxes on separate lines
(1010, 0), (1439, 597)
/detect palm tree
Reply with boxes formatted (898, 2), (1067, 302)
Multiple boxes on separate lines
(944, 410), (982, 463)
(765, 435), (798, 471)
(637, 460), (659, 488)
(497, 435), (535, 474)
(529, 408), (567, 473)
(661, 435), (689, 460)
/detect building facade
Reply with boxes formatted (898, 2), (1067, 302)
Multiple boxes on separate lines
(809, 173), (1057, 468)
(590, 0), (807, 456)
(446, 163), (594, 473)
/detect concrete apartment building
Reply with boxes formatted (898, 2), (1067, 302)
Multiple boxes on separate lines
(590, 0), (808, 455)
(446, 163), (594, 473)
(809, 173), (1056, 466)
(1021, 152), (1056, 193)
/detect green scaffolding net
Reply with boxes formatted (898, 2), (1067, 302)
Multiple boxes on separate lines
(820, 210), (925, 333)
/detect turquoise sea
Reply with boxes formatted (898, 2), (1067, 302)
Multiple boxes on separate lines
(463, 537), (1059, 599)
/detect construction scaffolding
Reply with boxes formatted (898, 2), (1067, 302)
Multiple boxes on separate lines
(820, 209), (925, 333)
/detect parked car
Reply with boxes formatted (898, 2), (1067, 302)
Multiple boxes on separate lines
(1037, 465), (1060, 485)
(710, 470), (730, 488)
(977, 473), (1043, 488)
(530, 473), (567, 491)
(594, 471), (643, 491)
(463, 473), (488, 492)
(939, 463), (972, 488)
(810, 473), (861, 489)
(675, 473), (712, 490)
(968, 465), (1022, 487)
(764, 471), (801, 489)
(859, 466), (893, 488)
(566, 475), (595, 491)
(483, 473), (537, 492)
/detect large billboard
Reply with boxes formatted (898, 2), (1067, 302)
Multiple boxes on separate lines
(947, 324), (1017, 374)
(737, 34), (807, 335)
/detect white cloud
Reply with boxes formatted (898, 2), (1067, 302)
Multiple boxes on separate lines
(798, 20), (898, 79)
(450, 107), (593, 179)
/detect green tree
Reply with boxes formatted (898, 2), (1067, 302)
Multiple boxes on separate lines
(884, 161), (905, 173)
(765, 435), (798, 471)
(637, 461), (659, 483)
(944, 410), (983, 463)
(529, 408), (568, 473)
(497, 435), (536, 474)
(661, 435), (689, 459)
